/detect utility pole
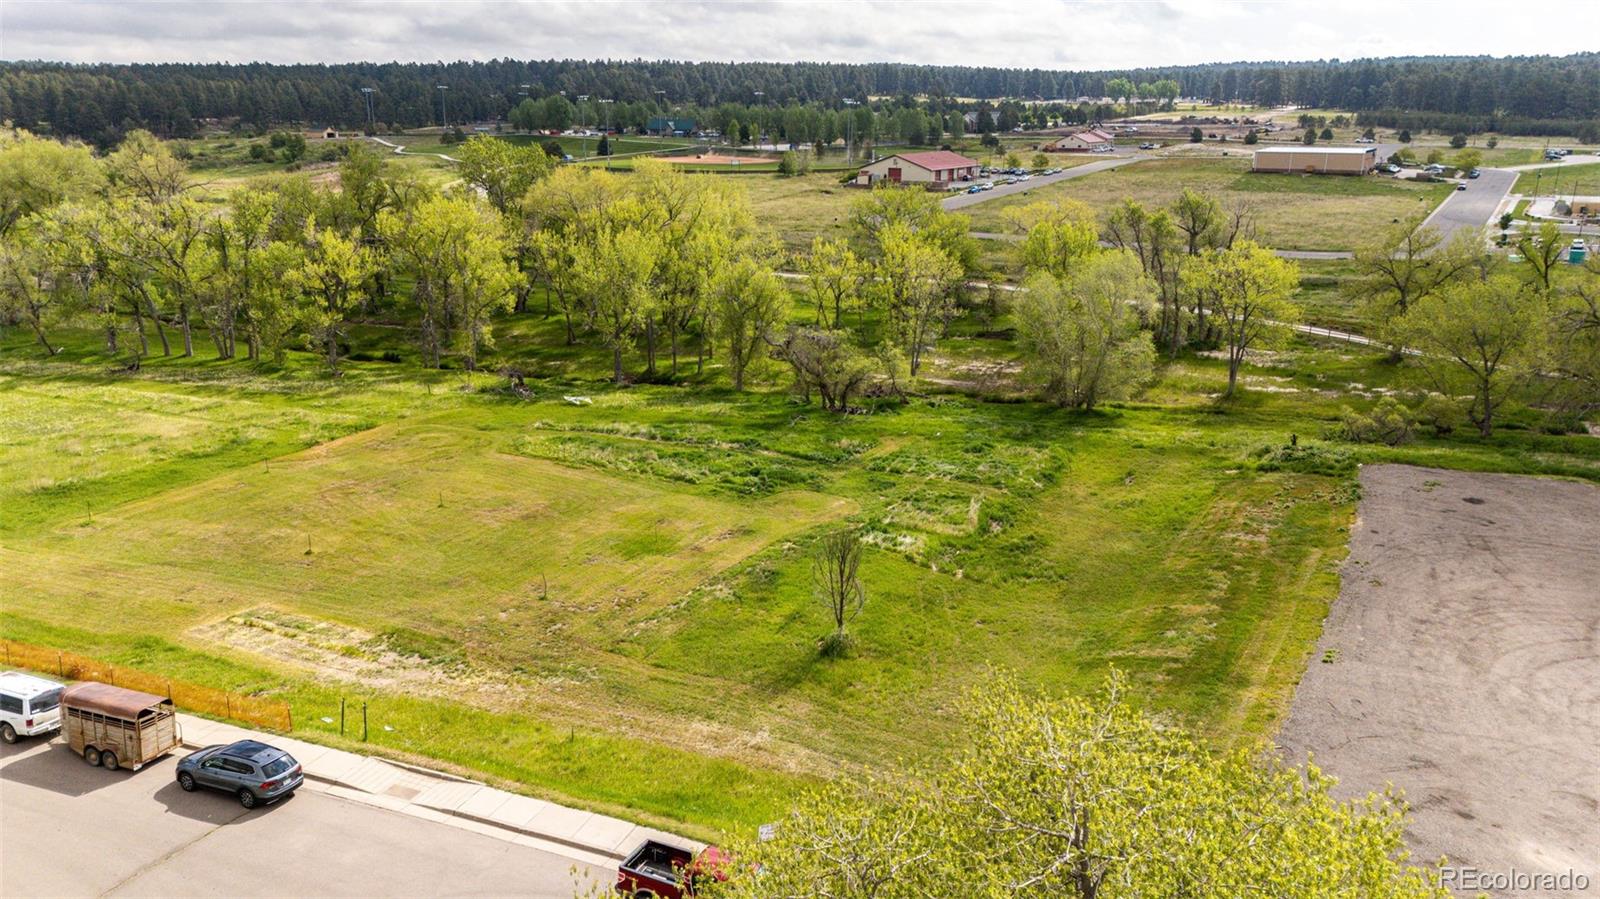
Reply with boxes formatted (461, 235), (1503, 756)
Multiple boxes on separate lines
(843, 97), (858, 165)
(598, 98), (613, 169)
(359, 87), (376, 135)
(436, 84), (449, 129)
(578, 94), (590, 158)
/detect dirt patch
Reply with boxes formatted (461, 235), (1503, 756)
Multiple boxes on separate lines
(1278, 465), (1600, 896)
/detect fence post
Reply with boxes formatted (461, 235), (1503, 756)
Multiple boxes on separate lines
(57, 652), (63, 676)
(362, 703), (368, 742)
(339, 698), (346, 737)
(166, 680), (172, 700)
(285, 704), (293, 733)
(226, 694), (233, 719)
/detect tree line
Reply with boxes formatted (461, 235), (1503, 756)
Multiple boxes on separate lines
(3, 52), (1596, 146)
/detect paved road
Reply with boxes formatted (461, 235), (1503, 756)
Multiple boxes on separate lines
(942, 153), (1147, 211)
(0, 738), (606, 898)
(1418, 167), (1517, 244)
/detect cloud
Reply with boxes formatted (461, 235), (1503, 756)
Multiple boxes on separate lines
(1, 0), (1593, 70)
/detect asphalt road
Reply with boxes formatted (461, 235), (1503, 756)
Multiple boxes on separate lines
(1279, 466), (1600, 897)
(0, 738), (607, 898)
(1418, 167), (1517, 244)
(942, 152), (1146, 210)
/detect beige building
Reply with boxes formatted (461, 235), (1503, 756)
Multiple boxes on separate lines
(855, 151), (980, 188)
(1045, 127), (1115, 152)
(1252, 146), (1377, 175)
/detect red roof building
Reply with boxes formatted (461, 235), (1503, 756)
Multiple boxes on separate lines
(856, 150), (981, 188)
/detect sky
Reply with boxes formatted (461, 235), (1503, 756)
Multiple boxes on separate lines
(1, 0), (1594, 71)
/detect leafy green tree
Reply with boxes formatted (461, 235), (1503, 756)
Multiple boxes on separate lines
(1449, 132), (1468, 148)
(1181, 242), (1301, 397)
(105, 130), (187, 203)
(1547, 263), (1600, 419)
(704, 674), (1451, 898)
(0, 226), (61, 354)
(1397, 129), (1412, 142)
(1516, 221), (1566, 292)
(769, 326), (876, 412)
(455, 135), (554, 215)
(1030, 152), (1049, 169)
(812, 528), (865, 656)
(802, 236), (868, 327)
(1302, 127), (1318, 145)
(874, 222), (962, 376)
(1189, 126), (1204, 143)
(1399, 275), (1547, 436)
(1243, 130), (1258, 145)
(1104, 199), (1185, 353)
(0, 127), (103, 238)
(288, 226), (376, 372)
(710, 258), (787, 390)
(1453, 148), (1482, 174)
(1015, 251), (1156, 409)
(848, 186), (977, 274)
(574, 213), (661, 384)
(1348, 217), (1481, 346)
(1004, 199), (1100, 279)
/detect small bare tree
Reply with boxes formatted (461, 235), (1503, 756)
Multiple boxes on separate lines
(812, 528), (865, 655)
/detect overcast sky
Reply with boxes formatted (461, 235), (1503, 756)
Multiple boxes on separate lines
(2, 1), (1593, 70)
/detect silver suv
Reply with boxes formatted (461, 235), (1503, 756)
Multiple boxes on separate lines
(176, 740), (303, 808)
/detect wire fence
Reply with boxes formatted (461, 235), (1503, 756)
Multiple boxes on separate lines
(1, 639), (292, 733)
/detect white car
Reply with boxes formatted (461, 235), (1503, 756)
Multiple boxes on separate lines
(0, 671), (65, 743)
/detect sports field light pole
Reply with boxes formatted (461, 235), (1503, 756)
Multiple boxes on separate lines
(577, 94), (590, 159)
(753, 91), (766, 150)
(359, 87), (377, 135)
(436, 84), (449, 129)
(598, 99), (614, 169)
(843, 97), (859, 164)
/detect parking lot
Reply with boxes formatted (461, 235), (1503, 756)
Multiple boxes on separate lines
(0, 737), (606, 897)
(1279, 465), (1599, 897)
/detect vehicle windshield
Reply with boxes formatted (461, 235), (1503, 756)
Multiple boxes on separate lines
(261, 756), (297, 778)
(27, 688), (62, 714)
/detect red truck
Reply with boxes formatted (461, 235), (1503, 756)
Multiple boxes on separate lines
(614, 840), (730, 898)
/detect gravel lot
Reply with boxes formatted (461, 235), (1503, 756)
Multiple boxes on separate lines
(1279, 464), (1599, 897)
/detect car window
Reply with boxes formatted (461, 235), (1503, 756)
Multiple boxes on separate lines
(0, 695), (22, 714)
(27, 688), (62, 714)
(221, 758), (254, 775)
(261, 756), (296, 778)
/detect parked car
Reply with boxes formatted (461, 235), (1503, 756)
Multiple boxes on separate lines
(966, 185), (983, 194)
(1138, 142), (1157, 150)
(0, 671), (64, 744)
(1468, 169), (1481, 179)
(63, 681), (181, 772)
(615, 840), (730, 898)
(1456, 183), (1468, 191)
(1355, 137), (1375, 143)
(177, 739), (304, 808)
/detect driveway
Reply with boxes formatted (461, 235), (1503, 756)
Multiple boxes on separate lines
(0, 738), (607, 897)
(1418, 168), (1517, 244)
(1278, 465), (1600, 897)
(942, 152), (1147, 211)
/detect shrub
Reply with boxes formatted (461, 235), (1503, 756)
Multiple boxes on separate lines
(1251, 441), (1356, 476)
(1413, 394), (1465, 436)
(1449, 133), (1468, 148)
(1334, 397), (1414, 445)
(1243, 130), (1258, 145)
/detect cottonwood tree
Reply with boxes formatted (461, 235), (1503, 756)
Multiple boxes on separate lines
(1004, 199), (1100, 279)
(801, 236), (868, 328)
(0, 127), (103, 239)
(703, 674), (1451, 899)
(1347, 217), (1482, 351)
(0, 227), (61, 354)
(1014, 251), (1156, 409)
(1181, 242), (1302, 397)
(811, 528), (865, 655)
(1399, 274), (1547, 437)
(288, 226), (377, 373)
(104, 130), (187, 203)
(573, 217), (661, 384)
(710, 258), (788, 390)
(769, 326), (876, 412)
(455, 135), (554, 313)
(1547, 262), (1600, 418)
(875, 222), (962, 377)
(524, 167), (624, 339)
(1516, 221), (1566, 293)
(1104, 199), (1185, 354)
(849, 185), (978, 274)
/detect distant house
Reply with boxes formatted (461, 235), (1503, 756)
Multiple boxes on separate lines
(646, 117), (696, 137)
(1045, 127), (1115, 152)
(1252, 146), (1376, 175)
(855, 150), (980, 188)
(321, 129), (339, 139)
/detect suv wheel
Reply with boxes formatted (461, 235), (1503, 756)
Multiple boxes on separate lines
(1, 723), (16, 744)
(83, 745), (101, 766)
(100, 750), (119, 771)
(178, 772), (196, 791)
(237, 788), (257, 809)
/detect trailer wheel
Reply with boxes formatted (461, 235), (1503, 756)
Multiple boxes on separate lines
(632, 892), (657, 899)
(100, 750), (119, 771)
(1, 723), (16, 744)
(83, 745), (101, 766)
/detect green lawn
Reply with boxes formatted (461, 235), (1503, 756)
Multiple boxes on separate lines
(1514, 161), (1600, 196)
(964, 157), (1452, 251)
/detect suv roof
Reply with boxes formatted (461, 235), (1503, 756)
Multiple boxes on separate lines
(0, 671), (63, 699)
(219, 740), (284, 764)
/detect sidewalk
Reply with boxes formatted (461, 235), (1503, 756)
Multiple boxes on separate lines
(178, 714), (698, 869)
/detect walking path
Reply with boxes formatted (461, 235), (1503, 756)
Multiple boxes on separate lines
(369, 135), (460, 164)
(178, 713), (697, 868)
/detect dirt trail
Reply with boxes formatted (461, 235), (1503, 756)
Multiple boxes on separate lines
(1278, 465), (1600, 897)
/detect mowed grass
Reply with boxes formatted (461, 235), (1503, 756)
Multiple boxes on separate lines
(1514, 161), (1600, 195)
(965, 157), (1453, 251)
(742, 172), (857, 253)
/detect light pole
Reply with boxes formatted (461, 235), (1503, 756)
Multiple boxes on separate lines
(843, 98), (859, 165)
(577, 94), (590, 158)
(598, 99), (614, 168)
(436, 85), (449, 129)
(359, 87), (376, 135)
(753, 91), (765, 148)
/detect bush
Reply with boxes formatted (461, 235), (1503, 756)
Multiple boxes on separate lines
(1413, 394), (1465, 436)
(1189, 127), (1203, 143)
(1449, 133), (1468, 149)
(1251, 441), (1356, 476)
(778, 149), (811, 176)
(1334, 397), (1414, 445)
(1243, 130), (1258, 145)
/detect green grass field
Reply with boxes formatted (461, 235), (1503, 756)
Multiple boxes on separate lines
(5, 312), (1596, 840)
(964, 157), (1452, 251)
(1514, 161), (1600, 196)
